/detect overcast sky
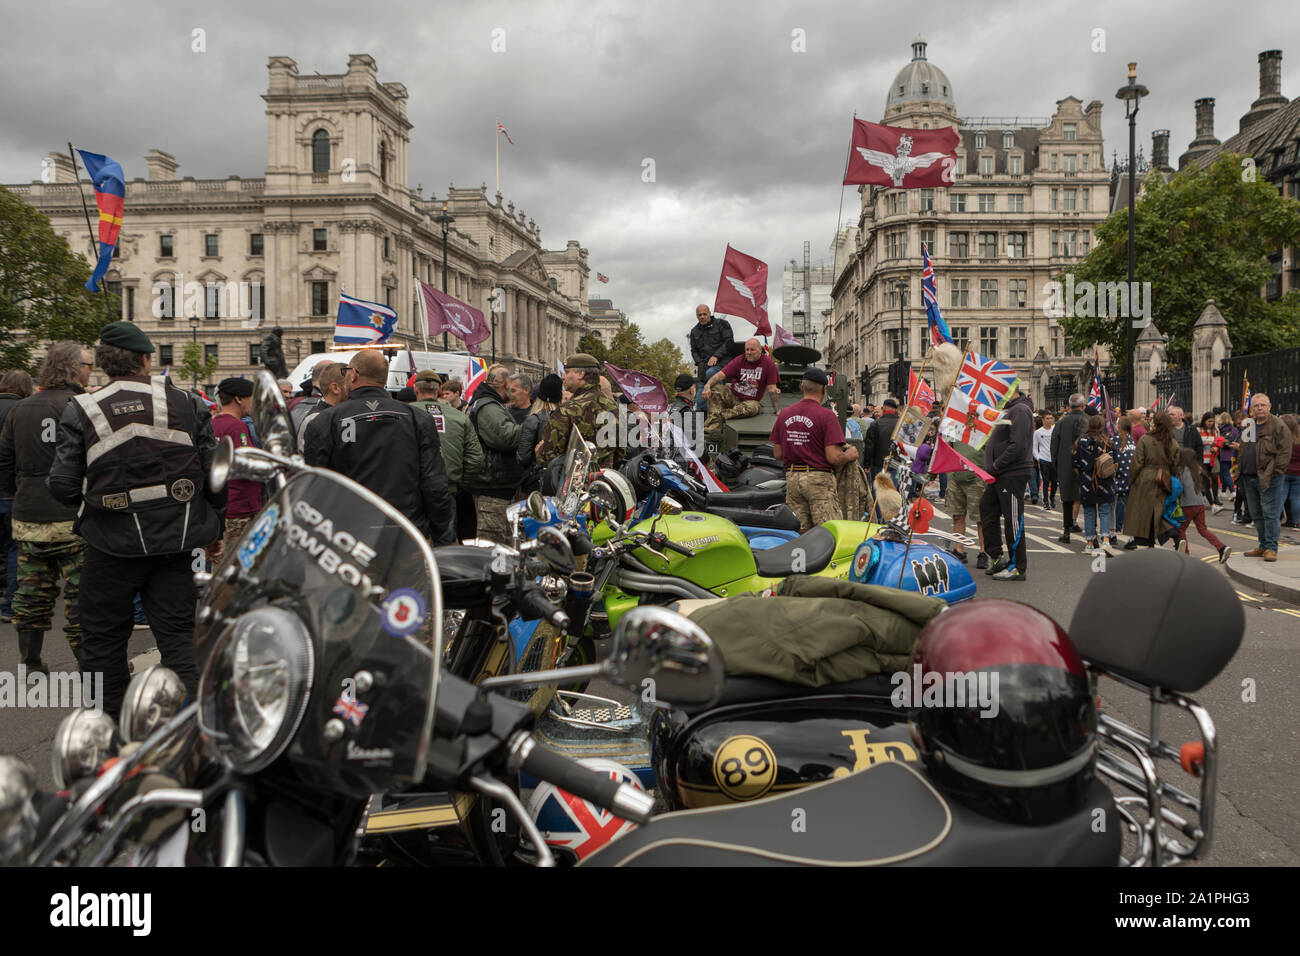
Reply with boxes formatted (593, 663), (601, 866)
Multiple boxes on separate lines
(2, 0), (1291, 350)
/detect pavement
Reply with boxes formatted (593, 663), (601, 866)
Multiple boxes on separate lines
(1224, 539), (1300, 604)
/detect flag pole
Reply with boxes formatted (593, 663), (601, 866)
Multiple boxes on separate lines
(495, 120), (500, 195)
(414, 276), (429, 353)
(68, 143), (117, 322)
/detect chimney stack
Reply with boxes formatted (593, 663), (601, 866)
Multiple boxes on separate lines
(145, 149), (178, 182)
(1151, 130), (1171, 171)
(1194, 98), (1217, 141)
(43, 152), (77, 184)
(1240, 50), (1289, 133)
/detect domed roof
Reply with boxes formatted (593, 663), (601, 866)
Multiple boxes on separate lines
(885, 37), (955, 110)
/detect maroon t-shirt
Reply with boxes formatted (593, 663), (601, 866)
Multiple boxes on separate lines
(211, 414), (264, 518)
(770, 399), (846, 469)
(721, 353), (780, 402)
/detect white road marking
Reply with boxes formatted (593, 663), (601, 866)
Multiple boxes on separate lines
(1025, 532), (1072, 554)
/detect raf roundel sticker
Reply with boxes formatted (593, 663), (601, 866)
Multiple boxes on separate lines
(854, 548), (871, 577)
(381, 588), (427, 637)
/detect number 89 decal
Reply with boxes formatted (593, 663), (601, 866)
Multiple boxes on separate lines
(712, 734), (778, 801)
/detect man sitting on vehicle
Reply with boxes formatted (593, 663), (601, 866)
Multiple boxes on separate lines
(703, 338), (780, 438)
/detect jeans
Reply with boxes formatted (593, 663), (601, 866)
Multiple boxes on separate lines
(1029, 460), (1040, 501)
(1242, 474), (1284, 552)
(1282, 473), (1300, 526)
(1083, 501), (1112, 541)
(695, 364), (713, 412)
(0, 499), (15, 614)
(1219, 459), (1235, 494)
(938, 473), (948, 498)
(1114, 493), (1127, 530)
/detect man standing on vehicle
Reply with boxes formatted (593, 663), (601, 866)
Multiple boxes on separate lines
(537, 353), (622, 470)
(303, 349), (452, 544)
(47, 322), (227, 719)
(465, 364), (524, 544)
(981, 384), (1034, 581)
(688, 305), (734, 413)
(413, 370), (483, 543)
(770, 368), (858, 532)
(702, 337), (781, 439)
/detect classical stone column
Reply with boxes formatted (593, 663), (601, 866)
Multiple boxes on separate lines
(1192, 299), (1231, 414)
(1031, 347), (1051, 408)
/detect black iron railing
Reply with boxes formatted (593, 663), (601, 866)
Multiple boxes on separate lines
(1220, 348), (1300, 414)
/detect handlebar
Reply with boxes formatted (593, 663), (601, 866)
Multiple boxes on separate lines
(509, 732), (654, 825)
(516, 585), (571, 632)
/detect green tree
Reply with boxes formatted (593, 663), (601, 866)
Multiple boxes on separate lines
(0, 185), (112, 371)
(179, 341), (219, 389)
(1060, 153), (1300, 366)
(576, 333), (608, 363)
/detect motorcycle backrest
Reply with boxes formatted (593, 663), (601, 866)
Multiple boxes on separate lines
(1068, 550), (1243, 693)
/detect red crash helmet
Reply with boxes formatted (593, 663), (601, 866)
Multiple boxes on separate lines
(907, 599), (1096, 825)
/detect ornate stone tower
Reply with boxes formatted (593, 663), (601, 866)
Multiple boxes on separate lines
(881, 36), (959, 131)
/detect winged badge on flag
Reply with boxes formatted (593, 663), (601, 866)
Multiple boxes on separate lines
(774, 324), (803, 348)
(713, 244), (772, 336)
(956, 352), (1019, 409)
(843, 119), (959, 188)
(604, 362), (667, 414)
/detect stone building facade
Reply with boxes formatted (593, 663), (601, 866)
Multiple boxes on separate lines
(827, 38), (1112, 407)
(585, 298), (628, 344)
(7, 54), (597, 390)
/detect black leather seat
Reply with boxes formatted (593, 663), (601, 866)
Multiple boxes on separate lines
(710, 504), (800, 532)
(579, 761), (1120, 867)
(753, 526), (835, 577)
(708, 488), (786, 510)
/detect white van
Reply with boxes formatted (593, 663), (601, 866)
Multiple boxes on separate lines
(285, 348), (477, 394)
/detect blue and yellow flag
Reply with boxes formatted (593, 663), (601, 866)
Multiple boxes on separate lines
(76, 149), (125, 291)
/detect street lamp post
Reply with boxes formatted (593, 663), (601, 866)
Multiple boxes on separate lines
(434, 201), (455, 352)
(188, 309), (200, 391)
(1116, 62), (1148, 413)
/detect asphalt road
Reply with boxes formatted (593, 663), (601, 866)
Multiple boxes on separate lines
(1, 499), (1296, 866)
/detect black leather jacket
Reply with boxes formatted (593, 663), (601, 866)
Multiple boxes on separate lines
(688, 317), (735, 370)
(0, 386), (84, 523)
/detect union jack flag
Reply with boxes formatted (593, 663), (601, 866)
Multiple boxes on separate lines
(956, 352), (1019, 409)
(333, 693), (369, 727)
(1088, 362), (1103, 410)
(921, 243), (954, 347)
(596, 273), (609, 283)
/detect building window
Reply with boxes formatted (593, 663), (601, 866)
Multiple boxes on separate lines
(125, 286), (134, 320)
(156, 280), (174, 320)
(949, 193), (967, 213)
(950, 279), (969, 308)
(204, 234), (218, 257)
(1051, 230), (1060, 256)
(1063, 122), (1077, 141)
(1007, 193), (1025, 213)
(948, 232), (969, 258)
(920, 228), (936, 252)
(979, 155), (993, 176)
(383, 236), (391, 259)
(885, 328), (909, 359)
(887, 231), (907, 259)
(313, 229), (327, 252)
(978, 193), (995, 213)
(1081, 230), (1091, 255)
(919, 188), (934, 212)
(974, 132), (986, 149)
(1081, 188), (1090, 211)
(951, 326), (970, 351)
(160, 235), (174, 258)
(204, 344), (219, 365)
(1050, 188), (1058, 211)
(1064, 230), (1079, 256)
(204, 283), (222, 318)
(977, 232), (998, 259)
(379, 140), (389, 182)
(1050, 153), (1058, 171)
(252, 284), (265, 322)
(1052, 327), (1061, 357)
(1009, 326), (1027, 358)
(1006, 233), (1026, 259)
(1063, 154), (1077, 173)
(1063, 188), (1077, 211)
(310, 339), (325, 354)
(249, 343), (261, 365)
(311, 281), (329, 316)
(979, 279), (998, 307)
(385, 287), (394, 309)
(158, 344), (173, 366)
(312, 130), (330, 174)
(1008, 154), (1022, 175)
(1081, 153), (1089, 171)
(918, 329), (929, 357)
(980, 326), (998, 357)
(250, 233), (264, 256)
(1009, 278), (1028, 307)
(1003, 131), (1014, 149)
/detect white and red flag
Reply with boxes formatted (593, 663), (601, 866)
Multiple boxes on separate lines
(416, 278), (492, 353)
(603, 362), (668, 414)
(713, 244), (771, 336)
(908, 368), (937, 412)
(939, 387), (1003, 451)
(843, 119), (959, 188)
(774, 323), (803, 348)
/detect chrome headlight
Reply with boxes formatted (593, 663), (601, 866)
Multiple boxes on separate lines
(198, 607), (314, 773)
(0, 756), (38, 864)
(52, 709), (119, 789)
(120, 665), (188, 744)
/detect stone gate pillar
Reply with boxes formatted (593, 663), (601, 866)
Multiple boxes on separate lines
(1133, 323), (1167, 409)
(1192, 299), (1231, 414)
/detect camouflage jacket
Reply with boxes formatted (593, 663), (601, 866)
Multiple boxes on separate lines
(537, 383), (622, 469)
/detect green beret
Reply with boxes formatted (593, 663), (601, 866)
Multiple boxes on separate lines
(99, 321), (154, 354)
(564, 353), (601, 369)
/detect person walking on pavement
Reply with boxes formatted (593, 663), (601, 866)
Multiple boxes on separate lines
(1237, 393), (1293, 562)
(1198, 411), (1225, 512)
(688, 305), (734, 413)
(1051, 394), (1088, 542)
(1111, 416), (1136, 538)
(1122, 410), (1181, 550)
(1174, 446), (1230, 562)
(769, 368), (857, 532)
(1073, 414), (1118, 556)
(862, 398), (900, 483)
(210, 378), (264, 558)
(0, 370), (34, 622)
(1281, 414), (1300, 529)
(0, 344), (91, 671)
(47, 322), (227, 720)
(1033, 411), (1056, 510)
(980, 384), (1034, 581)
(465, 365), (525, 544)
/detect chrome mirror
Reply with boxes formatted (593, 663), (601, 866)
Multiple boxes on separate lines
(250, 370), (294, 456)
(607, 606), (724, 705)
(534, 526), (575, 574)
(526, 491), (548, 521)
(659, 497), (683, 516)
(209, 436), (233, 494)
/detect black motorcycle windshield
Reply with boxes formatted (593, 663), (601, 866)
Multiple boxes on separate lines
(196, 470), (440, 798)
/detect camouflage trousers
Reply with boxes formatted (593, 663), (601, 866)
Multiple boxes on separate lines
(222, 516), (253, 561)
(13, 538), (83, 650)
(475, 495), (513, 546)
(704, 387), (760, 435)
(786, 470), (840, 533)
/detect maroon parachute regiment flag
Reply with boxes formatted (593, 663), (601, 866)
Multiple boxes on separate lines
(773, 323), (803, 348)
(603, 362), (668, 414)
(713, 244), (772, 337)
(416, 278), (492, 352)
(843, 118), (959, 188)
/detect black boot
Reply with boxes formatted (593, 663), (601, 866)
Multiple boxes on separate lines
(18, 629), (48, 675)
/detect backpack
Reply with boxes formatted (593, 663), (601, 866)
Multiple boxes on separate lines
(1093, 444), (1117, 480)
